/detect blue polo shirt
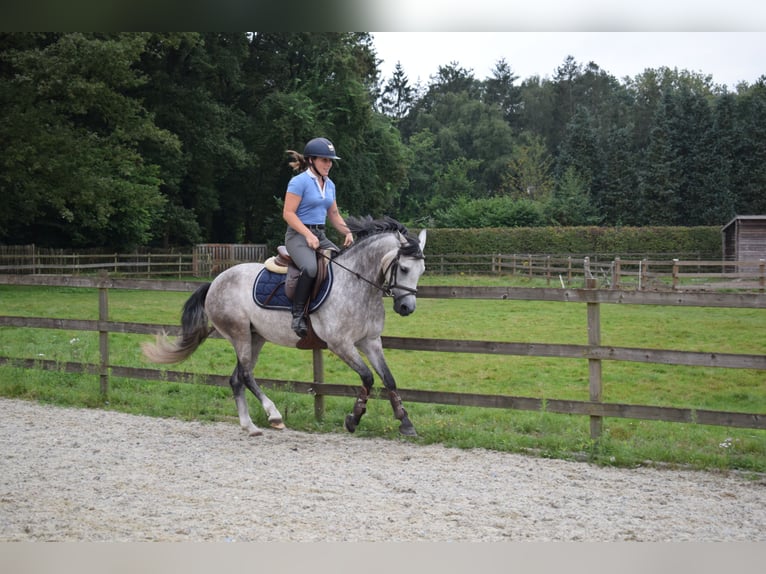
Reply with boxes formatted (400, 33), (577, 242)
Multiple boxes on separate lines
(286, 170), (336, 225)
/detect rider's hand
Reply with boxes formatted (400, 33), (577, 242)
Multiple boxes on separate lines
(306, 233), (320, 250)
(343, 233), (354, 247)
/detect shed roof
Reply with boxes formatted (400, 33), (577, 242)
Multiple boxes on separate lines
(721, 215), (766, 233)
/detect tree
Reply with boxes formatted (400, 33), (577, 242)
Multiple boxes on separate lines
(730, 77), (766, 215)
(636, 91), (681, 225)
(501, 132), (554, 201)
(428, 157), (481, 212)
(0, 32), (178, 249)
(599, 125), (639, 225)
(706, 92), (737, 224)
(135, 32), (250, 246)
(378, 61), (416, 122)
(667, 80), (720, 225)
(545, 166), (600, 226)
(403, 90), (514, 202)
(555, 105), (604, 203)
(482, 58), (521, 125)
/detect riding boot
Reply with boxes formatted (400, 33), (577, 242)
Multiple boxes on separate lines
(291, 271), (313, 338)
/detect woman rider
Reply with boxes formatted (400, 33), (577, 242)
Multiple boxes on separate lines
(282, 137), (354, 338)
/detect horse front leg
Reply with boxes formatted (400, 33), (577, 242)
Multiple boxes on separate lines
(328, 342), (374, 433)
(346, 382), (372, 433)
(357, 338), (417, 437)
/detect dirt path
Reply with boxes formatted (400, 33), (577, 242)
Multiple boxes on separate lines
(1, 398), (764, 542)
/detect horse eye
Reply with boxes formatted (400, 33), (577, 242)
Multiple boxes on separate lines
(399, 266), (409, 274)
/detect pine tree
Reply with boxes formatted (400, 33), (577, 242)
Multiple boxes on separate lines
(636, 91), (681, 225)
(379, 61), (416, 122)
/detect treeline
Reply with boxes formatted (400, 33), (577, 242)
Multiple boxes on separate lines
(1, 32), (765, 250)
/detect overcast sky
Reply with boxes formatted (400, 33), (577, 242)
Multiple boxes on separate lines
(371, 32), (765, 90)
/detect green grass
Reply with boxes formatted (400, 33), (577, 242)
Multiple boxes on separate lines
(0, 278), (764, 474)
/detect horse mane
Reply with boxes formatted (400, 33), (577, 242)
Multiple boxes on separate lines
(344, 216), (422, 257)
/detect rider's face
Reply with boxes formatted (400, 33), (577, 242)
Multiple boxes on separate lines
(312, 157), (333, 177)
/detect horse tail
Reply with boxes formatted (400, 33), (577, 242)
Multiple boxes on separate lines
(141, 283), (213, 364)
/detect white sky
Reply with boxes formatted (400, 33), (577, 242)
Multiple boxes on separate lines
(372, 32), (766, 90)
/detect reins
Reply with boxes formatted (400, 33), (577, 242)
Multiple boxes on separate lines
(317, 244), (422, 301)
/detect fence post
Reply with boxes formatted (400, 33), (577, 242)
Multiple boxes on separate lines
(97, 270), (110, 397)
(672, 259), (680, 290)
(586, 276), (603, 440)
(312, 349), (325, 421)
(613, 257), (621, 290)
(546, 255), (551, 286)
(641, 258), (649, 291)
(760, 259), (765, 293)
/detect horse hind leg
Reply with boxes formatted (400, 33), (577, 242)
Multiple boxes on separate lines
(229, 335), (284, 435)
(230, 365), (263, 436)
(240, 363), (285, 430)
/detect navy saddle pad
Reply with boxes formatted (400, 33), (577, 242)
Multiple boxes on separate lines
(252, 265), (333, 313)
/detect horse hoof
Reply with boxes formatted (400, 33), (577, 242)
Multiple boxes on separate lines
(399, 424), (418, 437)
(344, 415), (357, 433)
(249, 428), (264, 437)
(270, 420), (286, 430)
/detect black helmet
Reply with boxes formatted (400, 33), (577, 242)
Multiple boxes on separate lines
(303, 137), (340, 160)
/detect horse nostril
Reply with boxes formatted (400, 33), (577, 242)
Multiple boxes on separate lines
(397, 303), (414, 316)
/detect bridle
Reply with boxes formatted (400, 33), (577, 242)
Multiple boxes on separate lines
(318, 247), (424, 302)
(381, 251), (424, 302)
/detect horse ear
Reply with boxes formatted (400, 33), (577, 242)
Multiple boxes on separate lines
(418, 229), (427, 252)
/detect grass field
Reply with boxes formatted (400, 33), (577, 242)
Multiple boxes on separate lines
(1, 276), (764, 474)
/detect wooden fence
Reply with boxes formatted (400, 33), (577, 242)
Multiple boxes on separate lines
(2, 245), (764, 290)
(435, 253), (766, 291)
(1, 272), (764, 439)
(0, 244), (267, 278)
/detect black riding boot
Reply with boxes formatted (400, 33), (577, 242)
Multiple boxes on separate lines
(291, 271), (313, 338)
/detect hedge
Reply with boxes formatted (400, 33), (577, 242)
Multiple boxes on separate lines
(417, 226), (722, 258)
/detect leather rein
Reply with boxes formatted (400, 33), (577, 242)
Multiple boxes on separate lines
(318, 248), (423, 302)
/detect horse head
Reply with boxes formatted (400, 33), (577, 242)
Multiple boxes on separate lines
(381, 228), (427, 316)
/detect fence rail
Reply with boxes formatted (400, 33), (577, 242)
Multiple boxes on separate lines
(2, 245), (765, 290)
(1, 273), (764, 438)
(0, 244), (267, 278)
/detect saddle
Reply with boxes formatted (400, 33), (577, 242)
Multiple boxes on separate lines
(258, 247), (333, 350)
(264, 246), (331, 301)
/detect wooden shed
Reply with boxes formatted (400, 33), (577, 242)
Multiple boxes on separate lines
(721, 215), (766, 272)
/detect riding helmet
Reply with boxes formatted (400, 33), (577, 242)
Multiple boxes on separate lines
(303, 137), (341, 160)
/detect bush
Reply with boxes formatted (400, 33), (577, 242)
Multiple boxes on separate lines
(433, 196), (545, 228)
(419, 225), (721, 258)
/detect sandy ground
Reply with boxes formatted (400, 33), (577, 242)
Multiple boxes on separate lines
(1, 397), (764, 542)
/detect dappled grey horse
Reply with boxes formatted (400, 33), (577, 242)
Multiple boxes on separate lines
(142, 216), (427, 436)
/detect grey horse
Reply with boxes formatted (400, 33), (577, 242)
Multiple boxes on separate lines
(142, 216), (427, 436)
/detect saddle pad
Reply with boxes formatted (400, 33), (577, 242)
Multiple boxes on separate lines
(252, 265), (333, 313)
